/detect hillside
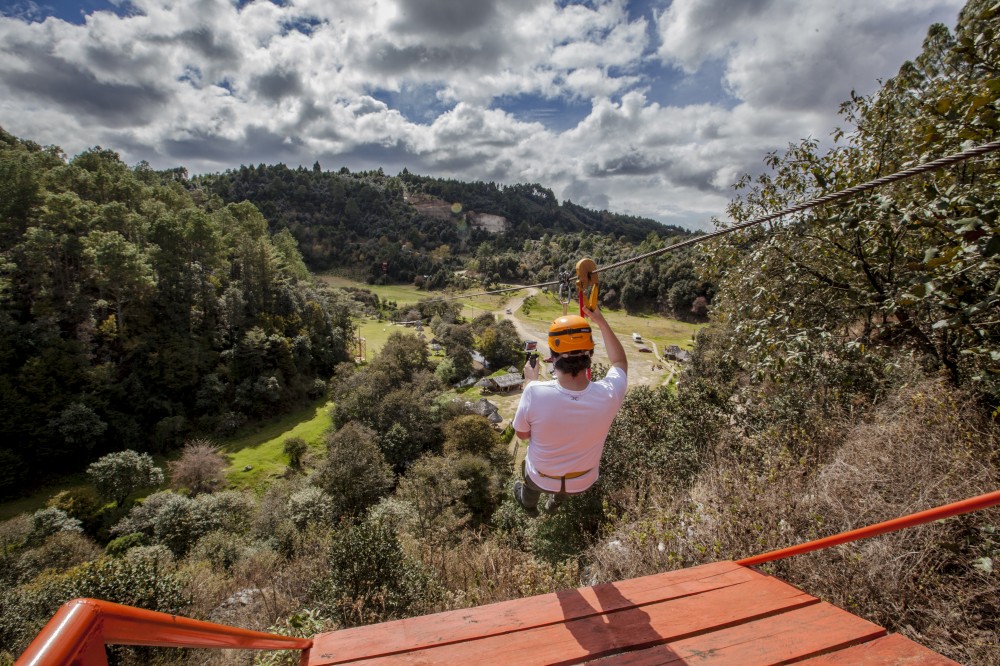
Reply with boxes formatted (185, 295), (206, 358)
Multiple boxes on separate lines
(0, 131), (353, 497)
(193, 165), (710, 316)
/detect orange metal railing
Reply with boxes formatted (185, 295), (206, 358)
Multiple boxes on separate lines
(16, 598), (312, 666)
(737, 488), (1000, 567)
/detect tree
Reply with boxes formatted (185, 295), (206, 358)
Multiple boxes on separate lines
(313, 423), (393, 518)
(51, 403), (107, 453)
(478, 319), (522, 369)
(442, 415), (504, 459)
(311, 518), (437, 627)
(395, 454), (469, 543)
(167, 439), (226, 496)
(690, 296), (710, 319)
(87, 450), (164, 506)
(283, 436), (308, 469)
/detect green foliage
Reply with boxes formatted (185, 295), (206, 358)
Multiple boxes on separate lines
(450, 453), (501, 527)
(528, 488), (605, 564)
(442, 415), (503, 458)
(45, 489), (102, 535)
(105, 532), (147, 557)
(286, 486), (337, 529)
(0, 132), (352, 493)
(309, 518), (438, 627)
(477, 318), (523, 369)
(27, 507), (82, 546)
(255, 608), (337, 666)
(283, 436), (308, 469)
(86, 450), (164, 506)
(602, 382), (725, 501)
(111, 489), (254, 556)
(704, 1), (1000, 405)
(395, 454), (470, 543)
(313, 423), (393, 519)
(0, 553), (189, 657)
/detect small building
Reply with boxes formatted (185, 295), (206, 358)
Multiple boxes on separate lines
(664, 345), (692, 362)
(464, 397), (500, 419)
(478, 372), (523, 393)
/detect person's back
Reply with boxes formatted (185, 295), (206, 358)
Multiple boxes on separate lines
(512, 306), (627, 516)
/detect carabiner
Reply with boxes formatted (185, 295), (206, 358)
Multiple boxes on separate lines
(557, 270), (573, 316)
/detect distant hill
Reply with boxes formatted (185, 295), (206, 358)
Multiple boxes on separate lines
(194, 165), (693, 287)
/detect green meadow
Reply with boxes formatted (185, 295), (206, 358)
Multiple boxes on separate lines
(223, 399), (334, 490)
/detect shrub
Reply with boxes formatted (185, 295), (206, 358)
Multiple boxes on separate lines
(283, 436), (308, 469)
(309, 518), (439, 627)
(14, 531), (101, 586)
(27, 508), (82, 546)
(188, 530), (257, 573)
(86, 450), (164, 506)
(152, 493), (197, 556)
(46, 489), (102, 535)
(313, 423), (393, 519)
(168, 439), (226, 495)
(105, 532), (147, 557)
(0, 553), (189, 657)
(287, 486), (337, 529)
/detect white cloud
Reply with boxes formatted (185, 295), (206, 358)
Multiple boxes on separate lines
(0, 0), (968, 231)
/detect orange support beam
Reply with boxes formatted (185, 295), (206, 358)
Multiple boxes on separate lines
(738, 488), (1000, 567)
(16, 598), (312, 666)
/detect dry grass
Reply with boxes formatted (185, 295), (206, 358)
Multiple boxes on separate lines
(408, 533), (580, 611)
(586, 377), (999, 664)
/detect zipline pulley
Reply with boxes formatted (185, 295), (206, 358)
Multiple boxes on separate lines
(575, 257), (599, 312)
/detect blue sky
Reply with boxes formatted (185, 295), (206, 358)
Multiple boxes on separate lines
(0, 0), (966, 230)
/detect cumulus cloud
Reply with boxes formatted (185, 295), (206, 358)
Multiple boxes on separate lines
(0, 0), (966, 230)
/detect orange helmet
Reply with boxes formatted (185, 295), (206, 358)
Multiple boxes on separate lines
(548, 315), (593, 354)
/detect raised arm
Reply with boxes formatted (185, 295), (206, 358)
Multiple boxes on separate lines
(584, 306), (627, 374)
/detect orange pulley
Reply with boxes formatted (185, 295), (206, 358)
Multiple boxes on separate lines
(575, 257), (599, 312)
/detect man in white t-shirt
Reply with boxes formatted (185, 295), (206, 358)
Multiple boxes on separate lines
(512, 305), (628, 517)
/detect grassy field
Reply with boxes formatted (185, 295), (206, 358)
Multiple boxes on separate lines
(223, 399), (334, 490)
(317, 274), (429, 306)
(319, 272), (517, 318)
(519, 291), (702, 350)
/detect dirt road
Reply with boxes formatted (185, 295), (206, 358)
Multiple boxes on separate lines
(494, 290), (671, 389)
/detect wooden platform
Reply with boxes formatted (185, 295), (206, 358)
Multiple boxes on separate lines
(308, 561), (957, 665)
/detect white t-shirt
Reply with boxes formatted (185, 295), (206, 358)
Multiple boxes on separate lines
(513, 366), (627, 493)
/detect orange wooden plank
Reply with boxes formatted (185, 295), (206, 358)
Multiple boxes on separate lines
(309, 561), (753, 665)
(320, 574), (817, 665)
(796, 633), (960, 665)
(584, 601), (885, 665)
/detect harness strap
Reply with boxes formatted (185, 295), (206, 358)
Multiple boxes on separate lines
(536, 469), (591, 480)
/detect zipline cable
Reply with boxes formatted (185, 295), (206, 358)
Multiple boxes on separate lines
(422, 139), (1000, 303)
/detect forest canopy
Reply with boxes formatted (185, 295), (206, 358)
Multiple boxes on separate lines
(0, 134), (352, 496)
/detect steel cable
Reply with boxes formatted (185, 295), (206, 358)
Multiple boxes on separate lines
(422, 139), (1000, 302)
